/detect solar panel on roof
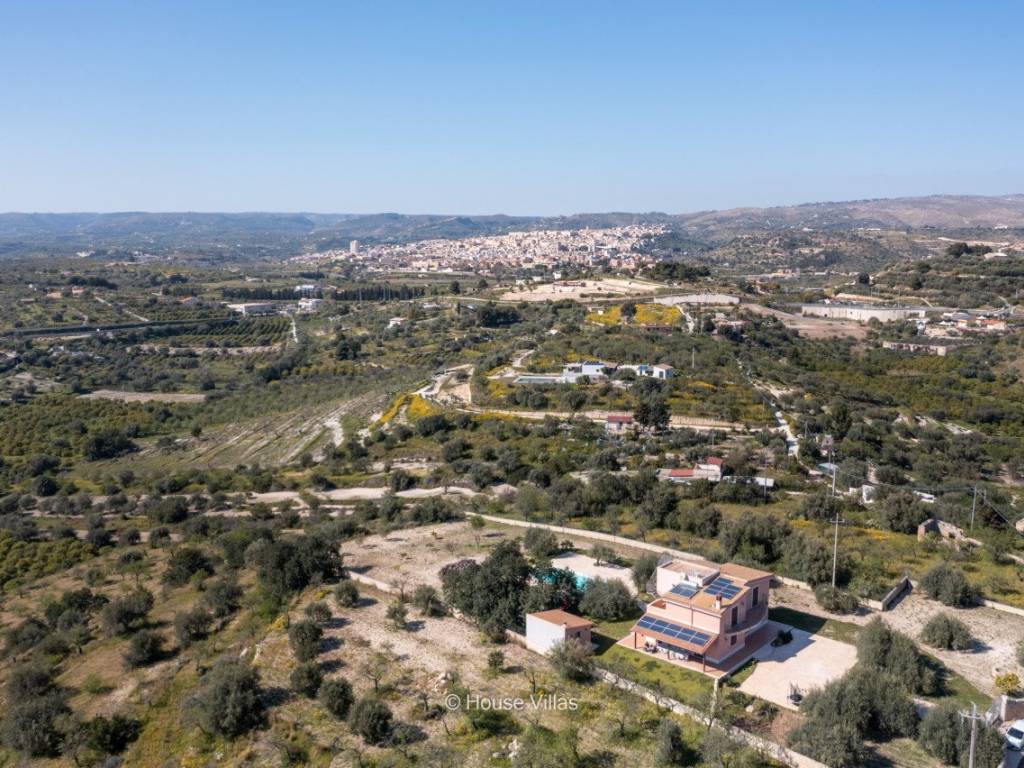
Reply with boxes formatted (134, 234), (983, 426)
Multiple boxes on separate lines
(635, 616), (711, 647)
(670, 582), (699, 598)
(704, 577), (741, 600)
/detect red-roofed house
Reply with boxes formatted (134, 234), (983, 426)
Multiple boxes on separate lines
(605, 413), (635, 436)
(695, 457), (725, 482)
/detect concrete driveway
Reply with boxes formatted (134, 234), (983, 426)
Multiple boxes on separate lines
(738, 621), (858, 710)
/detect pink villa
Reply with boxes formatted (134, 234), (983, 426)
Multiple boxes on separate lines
(625, 557), (773, 674)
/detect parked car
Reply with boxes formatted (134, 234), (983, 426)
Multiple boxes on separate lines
(1006, 720), (1024, 750)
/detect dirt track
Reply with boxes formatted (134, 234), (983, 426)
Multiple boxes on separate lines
(80, 389), (206, 403)
(742, 304), (867, 340)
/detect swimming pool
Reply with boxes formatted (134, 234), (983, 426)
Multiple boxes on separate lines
(514, 375), (564, 385)
(540, 571), (589, 590)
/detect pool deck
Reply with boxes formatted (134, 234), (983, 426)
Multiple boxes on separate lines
(550, 552), (638, 595)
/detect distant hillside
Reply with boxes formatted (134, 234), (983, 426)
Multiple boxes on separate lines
(672, 194), (1024, 240)
(1, 195), (1022, 259)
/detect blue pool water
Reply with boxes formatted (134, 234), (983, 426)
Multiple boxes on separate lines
(540, 571), (589, 590)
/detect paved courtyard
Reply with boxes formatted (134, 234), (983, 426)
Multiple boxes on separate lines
(737, 621), (858, 710)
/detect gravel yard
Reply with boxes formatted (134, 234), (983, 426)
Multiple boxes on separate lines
(772, 584), (1024, 695)
(347, 521), (510, 590)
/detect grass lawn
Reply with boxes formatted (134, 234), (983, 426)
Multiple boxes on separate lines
(768, 606), (861, 644)
(924, 654), (990, 709)
(595, 643), (714, 708)
(592, 616), (713, 707)
(592, 616), (640, 650)
(864, 737), (941, 768)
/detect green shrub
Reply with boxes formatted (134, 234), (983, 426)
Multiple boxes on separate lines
(290, 662), (323, 698)
(919, 563), (975, 607)
(163, 547), (213, 587)
(334, 580), (359, 608)
(287, 620), (322, 662)
(549, 637), (593, 682)
(100, 588), (153, 637)
(788, 667), (917, 768)
(348, 696), (393, 745)
(85, 714), (141, 756)
(318, 677), (353, 719)
(411, 585), (445, 617)
(523, 527), (559, 560)
(579, 577), (635, 621)
(920, 614), (973, 651)
(814, 585), (859, 614)
(304, 601), (332, 625)
(0, 694), (69, 757)
(174, 607), (212, 649)
(124, 630), (163, 668)
(192, 659), (264, 737)
(654, 718), (695, 766)
(631, 553), (659, 592)
(5, 663), (54, 699)
(856, 618), (937, 695)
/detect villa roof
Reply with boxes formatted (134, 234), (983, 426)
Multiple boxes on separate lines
(528, 609), (593, 630)
(656, 557), (772, 612)
(719, 562), (773, 583)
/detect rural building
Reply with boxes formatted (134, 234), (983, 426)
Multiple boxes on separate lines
(694, 457), (725, 482)
(525, 609), (594, 654)
(665, 467), (695, 482)
(618, 363), (675, 380)
(800, 303), (927, 323)
(881, 340), (950, 356)
(562, 360), (609, 383)
(227, 302), (277, 317)
(655, 293), (739, 306)
(605, 413), (636, 435)
(627, 558), (772, 673)
(662, 456), (726, 483)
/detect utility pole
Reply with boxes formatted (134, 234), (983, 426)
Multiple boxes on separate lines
(830, 511), (846, 588)
(959, 702), (984, 768)
(970, 485), (977, 530)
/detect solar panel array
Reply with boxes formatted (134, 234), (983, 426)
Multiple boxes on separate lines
(704, 577), (741, 600)
(636, 616), (711, 647)
(669, 582), (699, 598)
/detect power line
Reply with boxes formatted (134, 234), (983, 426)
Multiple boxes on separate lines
(959, 703), (986, 768)
(822, 460), (1023, 536)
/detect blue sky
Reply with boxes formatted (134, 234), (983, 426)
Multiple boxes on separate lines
(1, 1), (1021, 214)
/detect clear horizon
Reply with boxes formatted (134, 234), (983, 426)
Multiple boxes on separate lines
(4, 190), (1024, 219)
(2, 1), (1022, 215)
